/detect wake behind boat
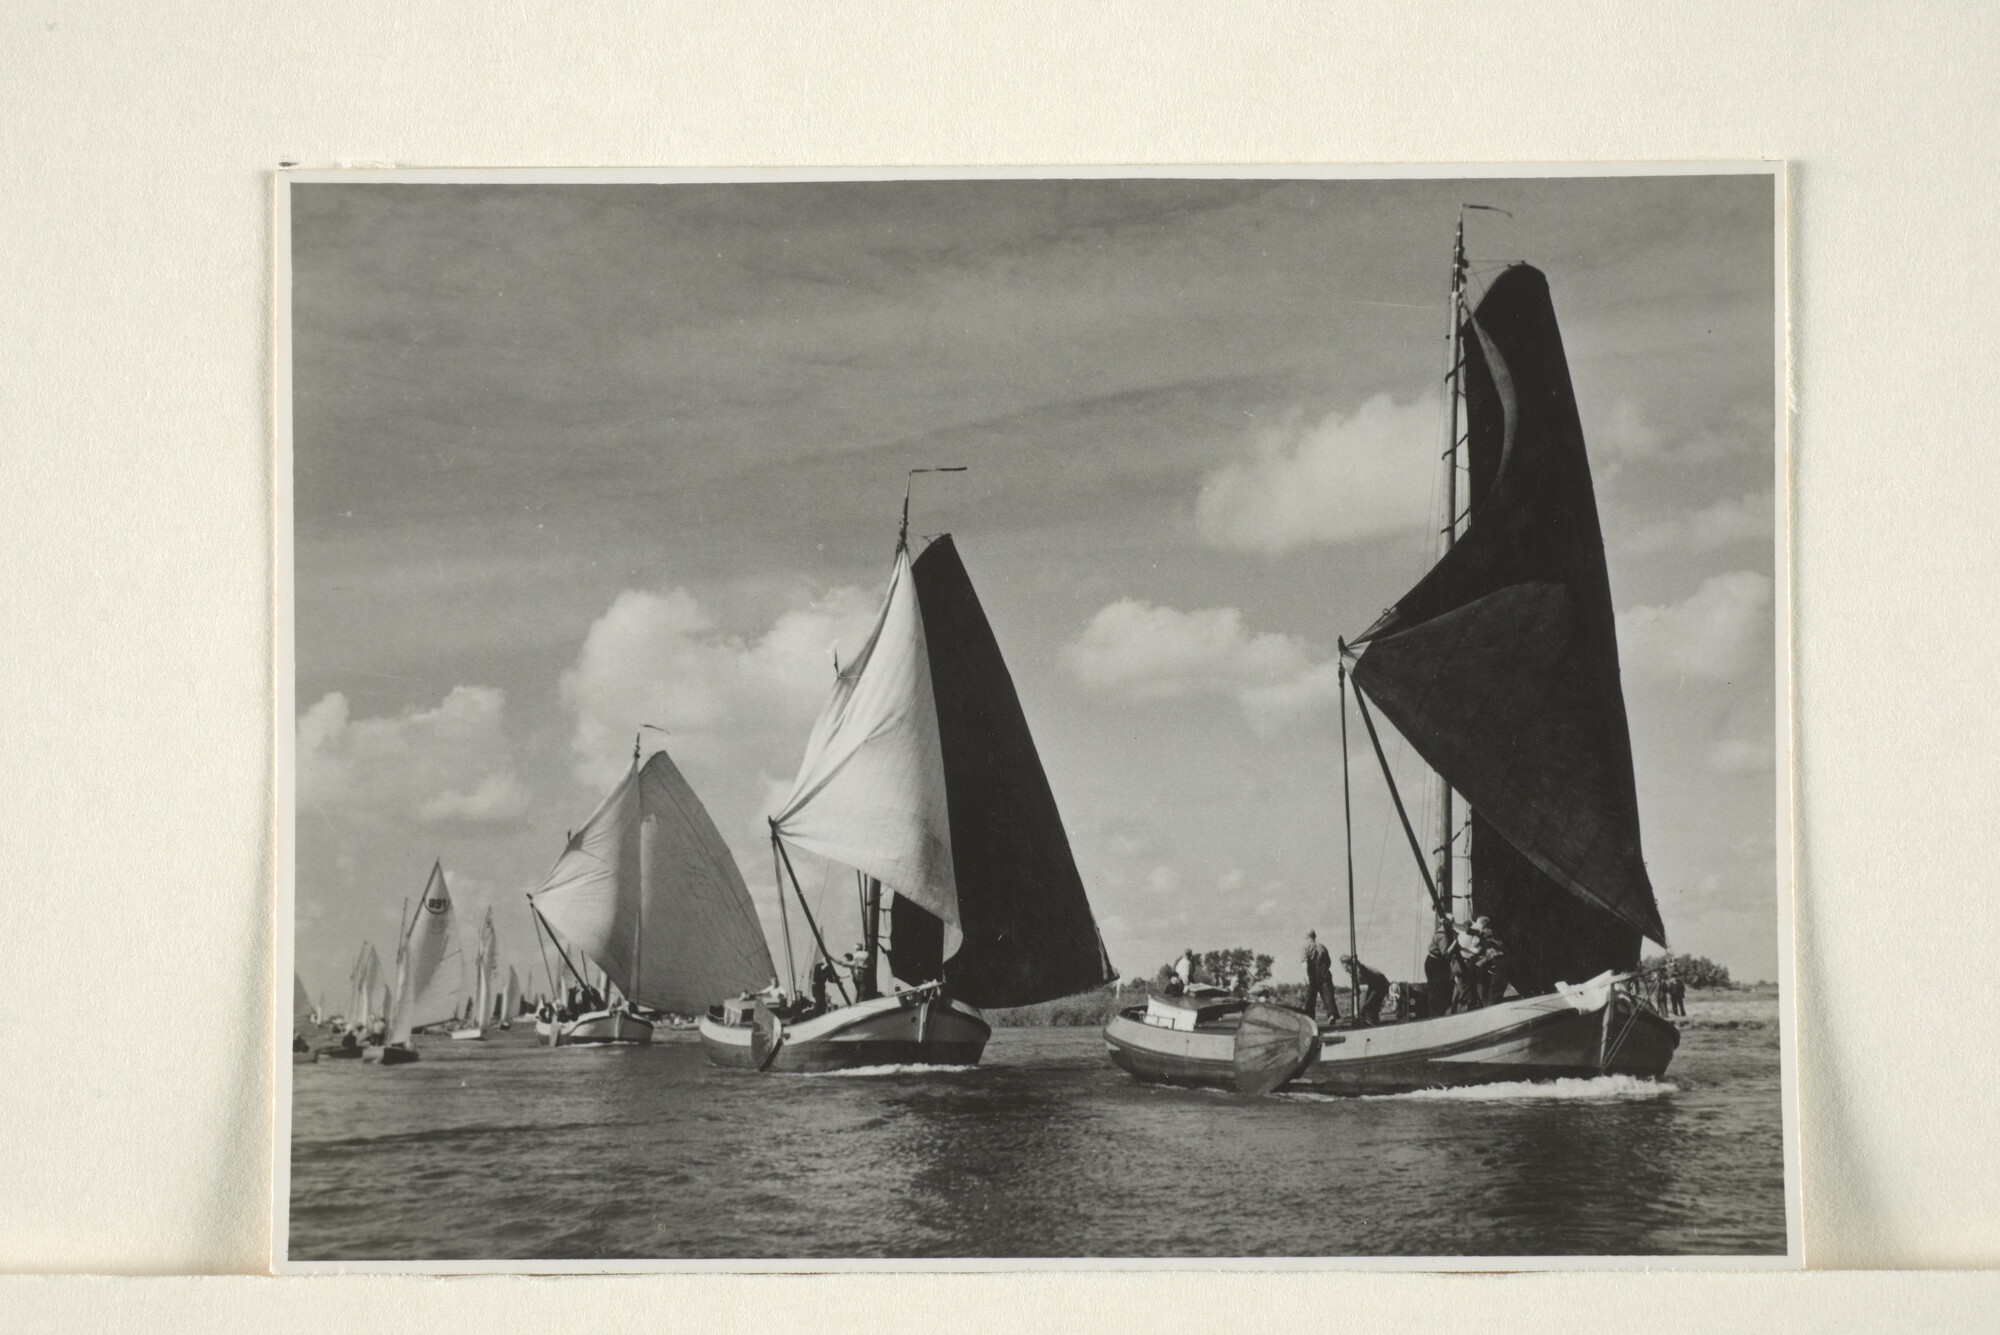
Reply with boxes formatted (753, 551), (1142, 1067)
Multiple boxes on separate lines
(700, 481), (1117, 1073)
(1106, 227), (1679, 1095)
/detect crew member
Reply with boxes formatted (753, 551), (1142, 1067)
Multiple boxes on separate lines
(843, 944), (875, 1002)
(1463, 917), (1511, 1007)
(1174, 949), (1197, 991)
(1301, 930), (1339, 1022)
(1341, 954), (1389, 1025)
(809, 955), (837, 1013)
(1424, 917), (1458, 1018)
(1668, 972), (1687, 1016)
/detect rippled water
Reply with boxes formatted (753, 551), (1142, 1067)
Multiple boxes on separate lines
(287, 989), (1787, 1261)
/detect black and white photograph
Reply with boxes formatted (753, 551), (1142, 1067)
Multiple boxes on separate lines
(276, 167), (1792, 1266)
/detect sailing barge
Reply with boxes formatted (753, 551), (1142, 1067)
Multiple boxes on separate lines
(529, 742), (775, 1046)
(701, 489), (1117, 1072)
(1105, 236), (1679, 1095)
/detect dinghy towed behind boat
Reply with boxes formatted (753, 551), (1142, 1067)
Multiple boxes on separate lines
(527, 736), (776, 1047)
(1104, 224), (1679, 1095)
(700, 477), (1118, 1073)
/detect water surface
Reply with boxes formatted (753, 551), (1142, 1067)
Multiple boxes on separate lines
(288, 988), (1786, 1260)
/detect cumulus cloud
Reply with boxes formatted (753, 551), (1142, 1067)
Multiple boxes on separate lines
(1195, 394), (1437, 553)
(417, 773), (533, 824)
(1062, 599), (1339, 732)
(1587, 397), (1746, 481)
(1616, 572), (1773, 682)
(559, 584), (881, 792)
(1620, 491), (1773, 555)
(298, 685), (531, 827)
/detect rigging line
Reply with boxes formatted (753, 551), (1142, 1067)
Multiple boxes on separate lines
(769, 831), (797, 996)
(1343, 648), (1446, 920)
(526, 897), (589, 993)
(771, 835), (851, 1006)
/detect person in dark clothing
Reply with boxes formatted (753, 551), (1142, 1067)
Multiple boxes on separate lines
(1668, 974), (1687, 1016)
(1654, 971), (1671, 1012)
(1341, 954), (1390, 1025)
(1464, 917), (1511, 1006)
(809, 956), (838, 1014)
(1424, 918), (1458, 1018)
(1301, 930), (1339, 1022)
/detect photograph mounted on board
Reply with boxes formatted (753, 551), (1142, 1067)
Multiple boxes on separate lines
(275, 167), (1794, 1267)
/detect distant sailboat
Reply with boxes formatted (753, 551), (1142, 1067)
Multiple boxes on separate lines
(701, 486), (1117, 1073)
(528, 739), (775, 1046)
(497, 965), (519, 1030)
(1105, 228), (1680, 1094)
(322, 943), (380, 1059)
(372, 861), (466, 1066)
(450, 909), (497, 1040)
(292, 974), (318, 1064)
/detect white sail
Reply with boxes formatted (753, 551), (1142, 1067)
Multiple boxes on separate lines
(292, 974), (313, 1032)
(500, 965), (519, 1022)
(533, 748), (776, 1014)
(355, 944), (381, 1029)
(348, 942), (375, 1027)
(390, 861), (464, 1043)
(472, 908), (496, 1024)
(770, 548), (959, 944)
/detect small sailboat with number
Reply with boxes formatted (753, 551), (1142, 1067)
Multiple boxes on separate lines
(527, 736), (775, 1046)
(700, 473), (1118, 1073)
(370, 860), (466, 1066)
(1104, 220), (1680, 1095)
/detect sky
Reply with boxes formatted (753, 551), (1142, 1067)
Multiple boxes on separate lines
(288, 173), (1779, 1012)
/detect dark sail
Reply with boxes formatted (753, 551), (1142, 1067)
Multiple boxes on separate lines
(911, 535), (1118, 1007)
(885, 891), (944, 987)
(1350, 265), (1664, 986)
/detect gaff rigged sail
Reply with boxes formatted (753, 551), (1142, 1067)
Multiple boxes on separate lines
(770, 547), (960, 946)
(905, 536), (1116, 1008)
(775, 535), (1115, 1009)
(1351, 265), (1664, 990)
(532, 749), (775, 1015)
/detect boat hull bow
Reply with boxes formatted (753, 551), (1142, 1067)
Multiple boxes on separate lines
(1104, 974), (1677, 1095)
(699, 987), (990, 1073)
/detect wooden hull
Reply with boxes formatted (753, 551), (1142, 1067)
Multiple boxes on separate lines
(539, 1010), (653, 1047)
(699, 990), (989, 1073)
(375, 1043), (419, 1066)
(448, 1026), (484, 1041)
(1104, 974), (1678, 1095)
(317, 1044), (366, 1060)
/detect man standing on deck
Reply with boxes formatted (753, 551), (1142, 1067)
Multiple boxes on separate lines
(1341, 954), (1390, 1025)
(1424, 917), (1458, 1017)
(1301, 930), (1339, 1023)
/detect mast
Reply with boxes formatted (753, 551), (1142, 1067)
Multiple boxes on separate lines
(861, 876), (882, 1001)
(1340, 662), (1359, 1017)
(630, 733), (645, 1011)
(1433, 213), (1468, 926)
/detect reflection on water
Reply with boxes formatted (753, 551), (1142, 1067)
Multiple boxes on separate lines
(288, 990), (1786, 1260)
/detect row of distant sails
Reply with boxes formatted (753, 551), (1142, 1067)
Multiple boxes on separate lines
(297, 473), (1121, 1073)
